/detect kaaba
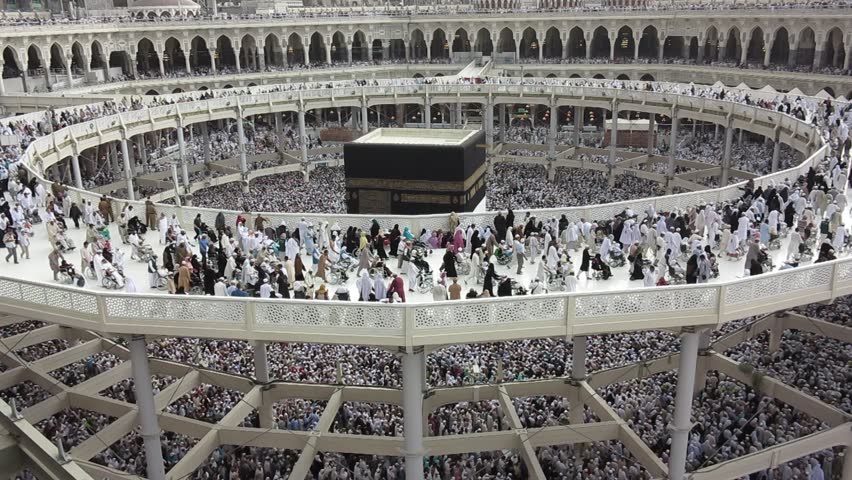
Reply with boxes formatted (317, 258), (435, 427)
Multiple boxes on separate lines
(344, 128), (487, 215)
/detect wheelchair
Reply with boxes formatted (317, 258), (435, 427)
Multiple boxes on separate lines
(132, 243), (155, 263)
(57, 265), (85, 287)
(547, 272), (568, 291)
(667, 266), (686, 285)
(328, 261), (351, 285)
(608, 250), (626, 268)
(101, 269), (125, 289)
(455, 255), (472, 276)
(495, 249), (513, 266)
(415, 269), (434, 294)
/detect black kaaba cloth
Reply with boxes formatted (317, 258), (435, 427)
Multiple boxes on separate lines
(344, 128), (486, 215)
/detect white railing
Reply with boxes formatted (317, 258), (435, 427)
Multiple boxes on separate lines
(0, 257), (850, 347)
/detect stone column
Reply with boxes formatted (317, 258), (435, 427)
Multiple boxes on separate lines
(499, 103), (507, 143)
(402, 349), (425, 480)
(573, 105), (583, 148)
(771, 129), (781, 172)
(668, 108), (678, 178)
(120, 137), (135, 201)
(184, 42), (191, 73)
(298, 108), (308, 163)
(70, 152), (83, 189)
(202, 122), (211, 165)
(129, 335), (166, 480)
(0, 62), (8, 95)
(64, 53), (74, 86)
(177, 124), (189, 187)
(237, 115), (248, 175)
(668, 329), (701, 480)
(569, 335), (586, 425)
(254, 341), (274, 428)
(608, 103), (618, 170)
(844, 45), (852, 71)
(721, 119), (734, 186)
(234, 43), (242, 72)
(361, 101), (369, 134)
(647, 114), (656, 154)
(325, 38), (332, 65)
(484, 101), (494, 150)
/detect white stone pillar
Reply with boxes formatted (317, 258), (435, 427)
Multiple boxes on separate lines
(647, 114), (656, 154)
(202, 122), (212, 165)
(177, 125), (189, 187)
(548, 104), (557, 160)
(157, 51), (165, 77)
(170, 163), (182, 208)
(254, 341), (274, 428)
(0, 63), (5, 96)
(608, 103), (618, 169)
(484, 101), (494, 150)
(402, 350), (425, 480)
(361, 102), (369, 134)
(234, 43), (242, 73)
(569, 335), (586, 425)
(668, 329), (701, 480)
(668, 108), (678, 177)
(129, 335), (166, 480)
(721, 120), (733, 186)
(771, 130), (781, 173)
(182, 44), (191, 73)
(120, 137), (135, 201)
(298, 109), (308, 163)
(573, 106), (583, 148)
(424, 97), (431, 129)
(325, 40), (332, 65)
(70, 152), (83, 189)
(499, 103), (507, 142)
(237, 116), (248, 175)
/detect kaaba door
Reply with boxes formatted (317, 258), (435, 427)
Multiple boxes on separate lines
(358, 189), (391, 214)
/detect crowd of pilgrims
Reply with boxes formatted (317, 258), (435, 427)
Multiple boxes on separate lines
(0, 292), (849, 479)
(0, 76), (851, 478)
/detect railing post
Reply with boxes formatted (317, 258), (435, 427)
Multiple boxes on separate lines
(830, 262), (839, 301)
(96, 295), (108, 326)
(405, 304), (415, 353)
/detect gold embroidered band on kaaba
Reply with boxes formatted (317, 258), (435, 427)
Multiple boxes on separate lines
(346, 163), (487, 193)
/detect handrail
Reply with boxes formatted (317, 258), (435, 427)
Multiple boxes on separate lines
(0, 255), (850, 347)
